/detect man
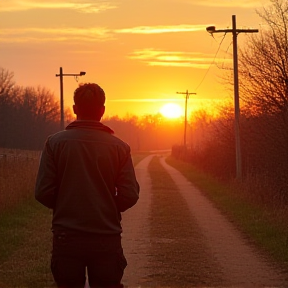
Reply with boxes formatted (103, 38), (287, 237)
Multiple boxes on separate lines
(35, 83), (140, 288)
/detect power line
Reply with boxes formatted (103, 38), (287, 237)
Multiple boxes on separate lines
(194, 33), (227, 92)
(217, 39), (233, 70)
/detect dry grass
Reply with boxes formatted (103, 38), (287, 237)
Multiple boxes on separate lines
(0, 148), (144, 212)
(0, 148), (40, 211)
(0, 148), (53, 286)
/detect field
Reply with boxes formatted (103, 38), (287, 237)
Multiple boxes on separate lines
(0, 148), (40, 211)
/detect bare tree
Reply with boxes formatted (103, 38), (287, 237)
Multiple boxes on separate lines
(16, 86), (60, 148)
(0, 68), (17, 147)
(235, 0), (288, 203)
(239, 0), (288, 117)
(0, 80), (60, 149)
(0, 67), (15, 96)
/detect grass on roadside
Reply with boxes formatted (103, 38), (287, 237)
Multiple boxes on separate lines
(166, 156), (288, 269)
(0, 196), (55, 287)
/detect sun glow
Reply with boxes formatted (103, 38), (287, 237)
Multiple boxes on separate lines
(159, 103), (183, 119)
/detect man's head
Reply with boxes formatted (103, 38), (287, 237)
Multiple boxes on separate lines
(73, 83), (105, 121)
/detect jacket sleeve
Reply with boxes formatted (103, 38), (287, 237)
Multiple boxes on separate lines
(115, 148), (140, 212)
(34, 139), (58, 209)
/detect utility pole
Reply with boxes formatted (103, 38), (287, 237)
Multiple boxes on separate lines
(206, 15), (258, 181)
(176, 90), (196, 147)
(55, 67), (86, 130)
(59, 67), (64, 130)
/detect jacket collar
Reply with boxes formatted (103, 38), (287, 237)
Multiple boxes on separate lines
(66, 120), (114, 134)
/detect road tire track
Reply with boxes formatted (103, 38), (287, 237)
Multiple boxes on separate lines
(159, 156), (288, 287)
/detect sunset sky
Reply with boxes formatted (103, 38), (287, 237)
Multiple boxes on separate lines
(1, 0), (270, 118)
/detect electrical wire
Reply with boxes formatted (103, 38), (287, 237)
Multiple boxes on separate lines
(218, 39), (233, 70)
(194, 33), (227, 92)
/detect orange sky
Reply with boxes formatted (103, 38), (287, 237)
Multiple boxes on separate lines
(0, 0), (270, 118)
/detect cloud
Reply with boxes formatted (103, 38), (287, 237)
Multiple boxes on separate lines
(0, 27), (114, 43)
(115, 24), (208, 34)
(1, 0), (117, 13)
(183, 0), (269, 8)
(0, 23), (211, 44)
(128, 49), (231, 69)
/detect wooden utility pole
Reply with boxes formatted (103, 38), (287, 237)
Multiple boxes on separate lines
(58, 67), (64, 130)
(176, 90), (196, 147)
(206, 15), (258, 181)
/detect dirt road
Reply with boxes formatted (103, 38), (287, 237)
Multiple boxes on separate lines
(121, 155), (288, 287)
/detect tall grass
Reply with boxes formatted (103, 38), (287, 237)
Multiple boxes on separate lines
(0, 149), (145, 212)
(0, 148), (54, 287)
(0, 148), (40, 211)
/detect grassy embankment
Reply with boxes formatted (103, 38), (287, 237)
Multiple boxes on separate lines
(0, 150), (148, 287)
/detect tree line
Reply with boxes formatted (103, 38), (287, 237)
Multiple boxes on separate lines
(0, 69), (62, 150)
(0, 70), (184, 151)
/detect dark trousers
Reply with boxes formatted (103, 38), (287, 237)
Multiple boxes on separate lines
(51, 231), (127, 288)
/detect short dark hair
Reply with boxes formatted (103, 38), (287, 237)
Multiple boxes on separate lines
(74, 83), (105, 108)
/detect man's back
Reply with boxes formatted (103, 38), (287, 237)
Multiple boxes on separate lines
(35, 120), (139, 235)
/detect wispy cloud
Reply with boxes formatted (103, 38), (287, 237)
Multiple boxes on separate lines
(0, 23), (210, 44)
(0, 27), (114, 43)
(184, 0), (268, 8)
(1, 0), (117, 13)
(116, 24), (208, 34)
(128, 49), (231, 69)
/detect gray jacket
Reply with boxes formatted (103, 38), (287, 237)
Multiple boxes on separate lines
(35, 120), (139, 235)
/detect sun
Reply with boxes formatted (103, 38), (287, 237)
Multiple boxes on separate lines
(160, 103), (183, 119)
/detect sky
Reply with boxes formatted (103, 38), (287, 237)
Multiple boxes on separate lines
(0, 0), (271, 118)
